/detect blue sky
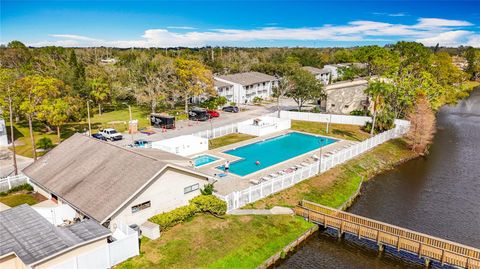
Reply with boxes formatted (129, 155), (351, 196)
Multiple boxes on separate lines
(1, 0), (479, 47)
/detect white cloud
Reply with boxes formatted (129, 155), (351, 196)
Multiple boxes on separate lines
(373, 12), (408, 17)
(28, 17), (479, 48)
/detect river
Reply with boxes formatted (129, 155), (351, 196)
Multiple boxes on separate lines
(279, 88), (480, 269)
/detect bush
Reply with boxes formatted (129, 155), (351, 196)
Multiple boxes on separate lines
(363, 111), (395, 134)
(37, 137), (53, 150)
(253, 96), (263, 104)
(149, 204), (198, 230)
(350, 109), (371, 116)
(0, 183), (33, 197)
(200, 183), (215, 195)
(190, 195), (227, 216)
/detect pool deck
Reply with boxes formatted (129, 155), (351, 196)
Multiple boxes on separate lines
(192, 130), (358, 195)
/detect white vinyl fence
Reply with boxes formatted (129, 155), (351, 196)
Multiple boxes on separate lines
(216, 112), (410, 212)
(0, 174), (29, 193)
(278, 110), (372, 126)
(48, 223), (139, 269)
(192, 122), (238, 139)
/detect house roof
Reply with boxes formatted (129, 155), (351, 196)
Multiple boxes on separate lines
(0, 204), (110, 266)
(22, 133), (207, 223)
(302, 66), (331, 75)
(214, 79), (233, 88)
(217, 71), (276, 86)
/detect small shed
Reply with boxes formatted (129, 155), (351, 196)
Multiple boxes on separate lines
(237, 116), (291, 137)
(151, 135), (208, 156)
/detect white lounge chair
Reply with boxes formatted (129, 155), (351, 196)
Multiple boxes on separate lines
(250, 179), (260, 185)
(269, 173), (279, 178)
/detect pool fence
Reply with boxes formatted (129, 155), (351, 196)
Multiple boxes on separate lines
(214, 111), (410, 212)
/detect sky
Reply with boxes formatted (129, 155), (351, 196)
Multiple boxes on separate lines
(1, 0), (480, 48)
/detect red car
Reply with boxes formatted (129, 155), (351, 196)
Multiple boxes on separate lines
(207, 110), (220, 118)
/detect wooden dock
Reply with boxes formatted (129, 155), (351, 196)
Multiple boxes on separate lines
(295, 200), (480, 269)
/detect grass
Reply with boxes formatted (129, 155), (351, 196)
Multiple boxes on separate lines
(291, 120), (370, 141)
(208, 133), (256, 149)
(246, 138), (418, 209)
(7, 106), (151, 158)
(117, 214), (314, 269)
(0, 192), (38, 207)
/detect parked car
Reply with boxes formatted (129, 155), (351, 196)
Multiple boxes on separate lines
(150, 113), (175, 129)
(91, 133), (107, 141)
(99, 128), (123, 141)
(129, 139), (150, 148)
(206, 110), (220, 118)
(188, 107), (209, 121)
(222, 106), (239, 113)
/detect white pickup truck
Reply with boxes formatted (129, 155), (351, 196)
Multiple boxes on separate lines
(99, 128), (123, 141)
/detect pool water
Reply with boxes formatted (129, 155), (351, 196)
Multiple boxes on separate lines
(193, 155), (219, 167)
(218, 132), (336, 176)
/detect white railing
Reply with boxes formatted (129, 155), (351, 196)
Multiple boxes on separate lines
(0, 174), (29, 193)
(48, 223), (139, 269)
(217, 112), (410, 212)
(278, 110), (372, 126)
(192, 122), (238, 139)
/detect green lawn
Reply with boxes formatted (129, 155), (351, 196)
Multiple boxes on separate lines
(0, 193), (38, 207)
(209, 133), (256, 149)
(291, 120), (370, 141)
(247, 139), (418, 209)
(117, 214), (314, 269)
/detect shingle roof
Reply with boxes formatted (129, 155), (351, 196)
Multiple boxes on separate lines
(214, 79), (233, 88)
(302, 66), (331, 75)
(217, 72), (276, 86)
(22, 133), (202, 223)
(0, 204), (110, 266)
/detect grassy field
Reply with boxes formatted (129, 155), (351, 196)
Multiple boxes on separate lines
(291, 120), (370, 141)
(7, 106), (151, 158)
(208, 133), (256, 149)
(0, 192), (39, 207)
(117, 214), (314, 269)
(246, 138), (417, 209)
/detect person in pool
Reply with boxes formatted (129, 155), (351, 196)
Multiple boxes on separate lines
(224, 160), (230, 173)
(255, 160), (261, 166)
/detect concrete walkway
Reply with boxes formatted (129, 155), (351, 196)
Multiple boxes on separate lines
(229, 206), (294, 215)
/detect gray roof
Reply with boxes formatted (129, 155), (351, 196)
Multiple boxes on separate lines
(23, 133), (205, 223)
(214, 79), (233, 88)
(302, 66), (331, 75)
(0, 204), (110, 266)
(217, 72), (276, 86)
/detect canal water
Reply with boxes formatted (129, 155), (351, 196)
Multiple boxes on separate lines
(280, 88), (480, 269)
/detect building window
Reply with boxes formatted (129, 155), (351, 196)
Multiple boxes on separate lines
(331, 104), (335, 107)
(131, 201), (151, 213)
(344, 105), (349, 108)
(184, 183), (199, 194)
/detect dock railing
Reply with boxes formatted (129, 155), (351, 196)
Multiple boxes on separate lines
(296, 200), (480, 269)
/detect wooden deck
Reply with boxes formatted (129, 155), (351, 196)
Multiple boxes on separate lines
(295, 200), (480, 269)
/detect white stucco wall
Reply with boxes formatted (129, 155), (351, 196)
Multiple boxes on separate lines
(0, 119), (9, 147)
(110, 167), (208, 227)
(151, 135), (208, 156)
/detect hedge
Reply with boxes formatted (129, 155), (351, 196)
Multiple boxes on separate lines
(190, 195), (227, 216)
(149, 195), (227, 230)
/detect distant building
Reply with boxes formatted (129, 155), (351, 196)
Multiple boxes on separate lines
(323, 63), (367, 81)
(322, 79), (370, 114)
(0, 204), (111, 269)
(22, 133), (211, 230)
(214, 71), (278, 104)
(0, 119), (8, 146)
(302, 66), (331, 85)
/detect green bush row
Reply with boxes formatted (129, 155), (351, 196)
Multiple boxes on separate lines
(0, 183), (33, 197)
(149, 195), (226, 230)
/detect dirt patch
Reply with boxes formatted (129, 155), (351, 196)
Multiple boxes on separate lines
(238, 215), (253, 223)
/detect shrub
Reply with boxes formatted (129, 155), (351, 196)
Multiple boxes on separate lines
(363, 111), (395, 134)
(37, 137), (53, 150)
(149, 204), (198, 230)
(350, 109), (371, 116)
(253, 96), (263, 104)
(200, 183), (215, 195)
(0, 183), (34, 197)
(190, 195), (227, 216)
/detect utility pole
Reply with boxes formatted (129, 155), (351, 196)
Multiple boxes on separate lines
(8, 97), (18, 175)
(87, 100), (92, 136)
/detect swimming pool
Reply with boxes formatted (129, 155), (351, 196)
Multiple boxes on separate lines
(218, 132), (337, 176)
(193, 155), (219, 167)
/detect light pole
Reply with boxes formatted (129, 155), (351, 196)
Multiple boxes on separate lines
(318, 138), (325, 173)
(123, 103), (134, 143)
(87, 100), (93, 136)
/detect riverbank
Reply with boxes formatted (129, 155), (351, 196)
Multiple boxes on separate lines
(245, 138), (419, 210)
